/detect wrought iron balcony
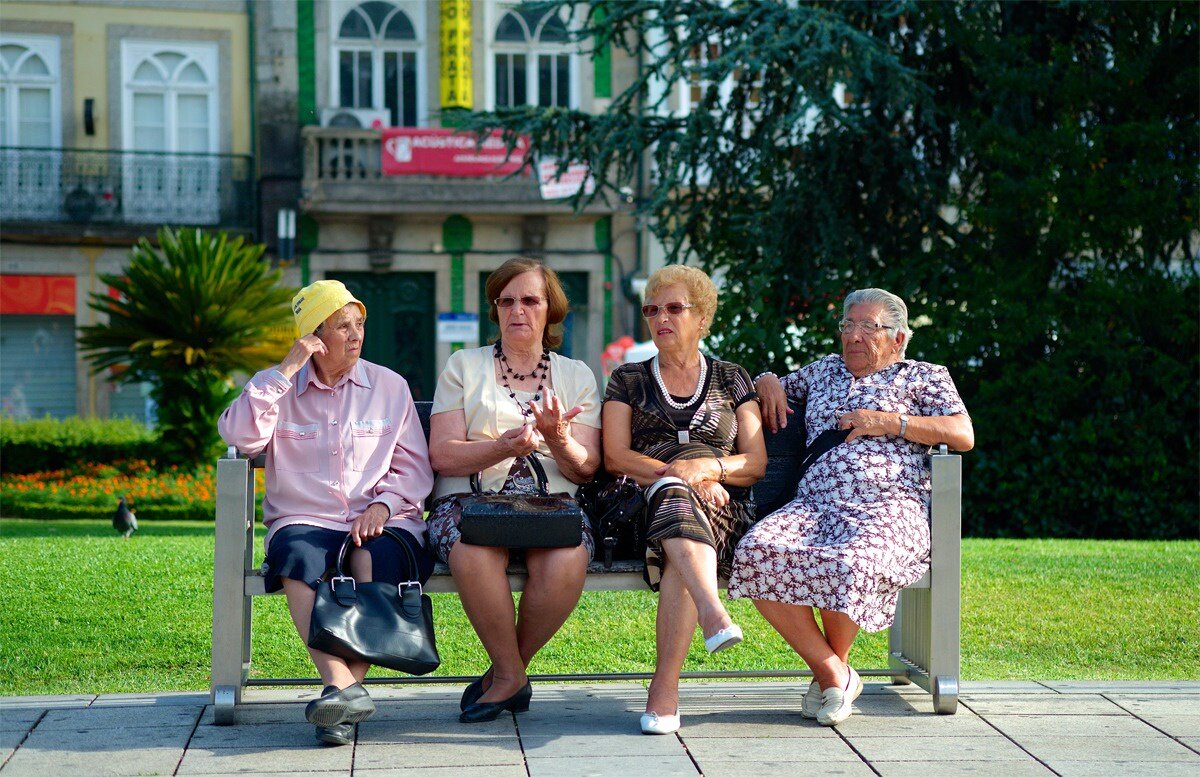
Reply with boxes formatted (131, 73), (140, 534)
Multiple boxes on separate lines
(301, 126), (614, 215)
(0, 147), (255, 233)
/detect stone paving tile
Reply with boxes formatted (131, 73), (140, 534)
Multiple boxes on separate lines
(672, 711), (839, 738)
(702, 760), (875, 777)
(1179, 737), (1199, 752)
(4, 725), (193, 776)
(1106, 695), (1200, 716)
(358, 715), (520, 743)
(1047, 760), (1200, 777)
(872, 760), (1054, 776)
(177, 744), (352, 774)
(959, 682), (1055, 694)
(832, 710), (998, 736)
(38, 704), (203, 730)
(848, 735), (1031, 762)
(1042, 681), (1200, 694)
(985, 712), (1167, 738)
(683, 735), (863, 762)
(0, 708), (43, 731)
(90, 692), (209, 707)
(516, 710), (651, 737)
(962, 694), (1127, 716)
(524, 755), (699, 777)
(0, 729), (29, 749)
(521, 732), (686, 759)
(0, 695), (93, 709)
(358, 700), (463, 722)
(1015, 734), (1200, 763)
(354, 765), (527, 776)
(200, 703), (310, 726)
(353, 737), (523, 768)
(1133, 714), (1200, 738)
(190, 721), (328, 749)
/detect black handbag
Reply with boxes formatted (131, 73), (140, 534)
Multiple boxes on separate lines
(458, 453), (584, 549)
(578, 474), (645, 569)
(307, 527), (441, 675)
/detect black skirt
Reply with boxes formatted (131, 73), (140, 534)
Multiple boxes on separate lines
(262, 524), (434, 593)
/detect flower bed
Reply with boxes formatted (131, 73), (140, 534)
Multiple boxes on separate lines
(0, 460), (264, 521)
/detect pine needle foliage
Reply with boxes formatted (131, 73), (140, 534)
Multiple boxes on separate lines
(78, 228), (295, 466)
(463, 1), (1199, 538)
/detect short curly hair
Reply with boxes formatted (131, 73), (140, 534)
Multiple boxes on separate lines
(643, 264), (719, 338)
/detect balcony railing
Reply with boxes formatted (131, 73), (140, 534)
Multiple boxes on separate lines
(301, 126), (613, 215)
(0, 147), (255, 231)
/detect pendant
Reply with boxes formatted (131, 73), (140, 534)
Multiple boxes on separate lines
(678, 430), (690, 444)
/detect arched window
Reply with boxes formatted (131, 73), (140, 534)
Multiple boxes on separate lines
(334, 1), (422, 127)
(0, 35), (60, 147)
(492, 6), (574, 109)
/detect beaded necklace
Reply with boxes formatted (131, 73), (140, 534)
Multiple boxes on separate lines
(494, 341), (550, 420)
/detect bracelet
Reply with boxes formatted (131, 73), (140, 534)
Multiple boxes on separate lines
(716, 457), (727, 483)
(754, 371), (779, 384)
(898, 414), (909, 437)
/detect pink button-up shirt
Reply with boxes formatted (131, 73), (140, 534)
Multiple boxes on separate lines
(217, 359), (434, 551)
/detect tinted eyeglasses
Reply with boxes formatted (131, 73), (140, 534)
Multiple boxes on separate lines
(494, 296), (545, 309)
(641, 302), (696, 318)
(839, 319), (895, 336)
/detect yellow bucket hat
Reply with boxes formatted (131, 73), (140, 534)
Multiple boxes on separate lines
(292, 280), (366, 336)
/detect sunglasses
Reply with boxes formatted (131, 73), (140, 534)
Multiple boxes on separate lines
(641, 302), (695, 318)
(494, 296), (545, 309)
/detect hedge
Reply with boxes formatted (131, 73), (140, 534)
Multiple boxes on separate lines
(0, 500), (214, 522)
(0, 416), (157, 474)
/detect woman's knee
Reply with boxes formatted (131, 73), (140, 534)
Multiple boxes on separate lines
(525, 545), (588, 585)
(448, 540), (509, 574)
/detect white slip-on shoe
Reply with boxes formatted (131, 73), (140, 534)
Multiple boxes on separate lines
(704, 624), (744, 653)
(817, 667), (863, 727)
(640, 711), (681, 735)
(800, 680), (821, 719)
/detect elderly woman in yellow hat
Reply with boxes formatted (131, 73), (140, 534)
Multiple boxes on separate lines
(219, 279), (435, 746)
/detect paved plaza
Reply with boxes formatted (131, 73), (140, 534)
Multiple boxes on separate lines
(1, 681), (1197, 776)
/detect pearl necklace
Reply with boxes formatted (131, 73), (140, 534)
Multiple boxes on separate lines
(652, 353), (707, 410)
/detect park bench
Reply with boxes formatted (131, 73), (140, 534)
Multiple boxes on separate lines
(212, 400), (962, 724)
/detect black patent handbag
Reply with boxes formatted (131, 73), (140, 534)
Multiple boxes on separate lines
(578, 474), (646, 569)
(307, 527), (441, 675)
(458, 453), (584, 549)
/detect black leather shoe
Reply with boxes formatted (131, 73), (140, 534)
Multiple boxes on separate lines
(315, 722), (354, 746)
(305, 683), (376, 726)
(460, 667), (493, 711)
(459, 681), (533, 723)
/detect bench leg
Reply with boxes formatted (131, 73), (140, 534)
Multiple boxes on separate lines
(212, 458), (254, 725)
(932, 675), (959, 714)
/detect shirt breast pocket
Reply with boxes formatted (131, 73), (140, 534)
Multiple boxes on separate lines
(274, 421), (320, 473)
(349, 418), (393, 472)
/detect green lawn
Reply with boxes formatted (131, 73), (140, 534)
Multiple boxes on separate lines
(0, 519), (1196, 696)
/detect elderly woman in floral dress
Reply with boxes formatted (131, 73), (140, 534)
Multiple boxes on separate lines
(728, 288), (973, 727)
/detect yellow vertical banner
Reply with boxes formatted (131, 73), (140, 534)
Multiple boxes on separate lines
(440, 0), (473, 110)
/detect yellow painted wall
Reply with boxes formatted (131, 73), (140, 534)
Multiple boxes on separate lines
(1, 1), (251, 154)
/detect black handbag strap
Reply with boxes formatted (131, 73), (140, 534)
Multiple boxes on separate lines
(329, 526), (423, 588)
(797, 428), (852, 478)
(469, 452), (551, 495)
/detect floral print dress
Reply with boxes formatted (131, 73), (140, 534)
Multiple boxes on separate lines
(727, 355), (968, 632)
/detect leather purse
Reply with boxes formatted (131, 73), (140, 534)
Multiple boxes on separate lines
(307, 527), (441, 675)
(578, 474), (645, 569)
(458, 453), (584, 549)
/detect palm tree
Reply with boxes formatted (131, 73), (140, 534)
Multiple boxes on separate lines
(79, 228), (295, 466)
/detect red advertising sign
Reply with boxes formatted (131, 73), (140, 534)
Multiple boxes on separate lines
(0, 274), (75, 315)
(381, 129), (530, 177)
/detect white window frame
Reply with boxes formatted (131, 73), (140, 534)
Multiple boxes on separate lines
(120, 40), (219, 154)
(0, 34), (62, 148)
(485, 2), (580, 111)
(328, 0), (427, 127)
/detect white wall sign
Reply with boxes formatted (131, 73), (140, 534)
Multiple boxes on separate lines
(437, 311), (478, 342)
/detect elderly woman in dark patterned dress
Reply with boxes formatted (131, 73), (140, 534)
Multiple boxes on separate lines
(603, 265), (767, 735)
(729, 288), (973, 727)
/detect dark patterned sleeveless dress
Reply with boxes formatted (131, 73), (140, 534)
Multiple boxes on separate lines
(604, 356), (758, 589)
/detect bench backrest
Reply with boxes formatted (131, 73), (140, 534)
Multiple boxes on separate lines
(411, 399), (806, 521)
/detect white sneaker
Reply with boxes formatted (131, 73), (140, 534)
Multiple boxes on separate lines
(800, 680), (821, 719)
(640, 711), (681, 735)
(704, 624), (744, 653)
(817, 667), (862, 726)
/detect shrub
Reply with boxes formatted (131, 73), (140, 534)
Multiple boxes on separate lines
(0, 416), (156, 474)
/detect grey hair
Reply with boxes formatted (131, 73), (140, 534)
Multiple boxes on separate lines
(843, 288), (912, 357)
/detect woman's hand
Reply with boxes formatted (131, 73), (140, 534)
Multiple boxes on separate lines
(349, 502), (390, 546)
(654, 457), (715, 488)
(529, 394), (583, 447)
(497, 423), (538, 458)
(277, 334), (327, 379)
(839, 409), (897, 441)
(694, 480), (729, 509)
(756, 373), (792, 432)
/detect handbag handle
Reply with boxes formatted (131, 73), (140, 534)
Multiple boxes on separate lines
(469, 452), (551, 496)
(328, 526), (423, 591)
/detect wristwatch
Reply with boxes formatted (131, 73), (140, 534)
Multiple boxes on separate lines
(898, 414), (909, 437)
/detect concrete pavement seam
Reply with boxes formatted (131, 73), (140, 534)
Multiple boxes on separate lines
(0, 708), (46, 772)
(1102, 694), (1200, 755)
(832, 723), (882, 777)
(172, 702), (207, 775)
(958, 697), (1062, 776)
(511, 709), (532, 777)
